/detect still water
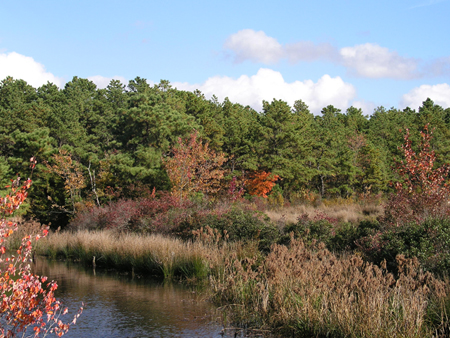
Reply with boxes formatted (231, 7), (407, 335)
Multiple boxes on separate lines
(32, 258), (228, 338)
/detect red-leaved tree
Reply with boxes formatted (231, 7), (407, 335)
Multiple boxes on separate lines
(0, 158), (82, 337)
(383, 124), (450, 226)
(246, 171), (280, 198)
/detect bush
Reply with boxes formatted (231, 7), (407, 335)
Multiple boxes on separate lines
(356, 218), (450, 275)
(174, 207), (280, 252)
(352, 125), (450, 274)
(382, 125), (450, 227)
(68, 193), (192, 233)
(280, 213), (363, 253)
(0, 167), (82, 337)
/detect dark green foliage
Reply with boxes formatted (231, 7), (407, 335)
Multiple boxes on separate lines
(178, 207), (279, 252)
(220, 98), (259, 172)
(281, 213), (450, 276)
(280, 214), (363, 253)
(258, 99), (315, 192)
(356, 219), (450, 275)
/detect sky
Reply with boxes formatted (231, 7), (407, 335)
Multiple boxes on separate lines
(0, 0), (449, 115)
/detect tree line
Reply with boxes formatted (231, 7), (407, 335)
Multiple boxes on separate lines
(1, 75), (449, 226)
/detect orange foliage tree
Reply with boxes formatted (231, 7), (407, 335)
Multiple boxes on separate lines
(163, 131), (227, 200)
(0, 158), (82, 337)
(246, 171), (280, 198)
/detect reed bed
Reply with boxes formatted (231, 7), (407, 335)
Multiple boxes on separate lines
(35, 229), (253, 281)
(210, 234), (449, 338)
(265, 202), (383, 226)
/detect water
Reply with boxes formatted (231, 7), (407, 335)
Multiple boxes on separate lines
(32, 258), (228, 338)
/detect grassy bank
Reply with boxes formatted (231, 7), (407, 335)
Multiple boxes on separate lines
(35, 229), (257, 281)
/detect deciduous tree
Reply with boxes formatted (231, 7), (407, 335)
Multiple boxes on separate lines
(384, 124), (450, 226)
(246, 171), (279, 198)
(163, 131), (227, 199)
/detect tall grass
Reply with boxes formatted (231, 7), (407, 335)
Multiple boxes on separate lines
(265, 201), (383, 226)
(35, 229), (256, 281)
(210, 235), (449, 338)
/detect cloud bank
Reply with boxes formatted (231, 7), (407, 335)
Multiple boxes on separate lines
(174, 68), (356, 114)
(224, 29), (336, 64)
(0, 52), (64, 87)
(339, 43), (419, 79)
(223, 29), (441, 80)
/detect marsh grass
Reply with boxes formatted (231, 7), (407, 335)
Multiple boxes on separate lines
(35, 229), (255, 281)
(210, 235), (449, 338)
(265, 202), (383, 227)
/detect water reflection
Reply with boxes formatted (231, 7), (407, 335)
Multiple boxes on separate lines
(32, 258), (225, 338)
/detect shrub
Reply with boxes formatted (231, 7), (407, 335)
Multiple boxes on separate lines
(69, 194), (279, 252)
(0, 162), (82, 337)
(353, 125), (450, 274)
(280, 212), (362, 253)
(356, 218), (450, 275)
(383, 125), (450, 227)
(174, 206), (280, 252)
(68, 192), (191, 233)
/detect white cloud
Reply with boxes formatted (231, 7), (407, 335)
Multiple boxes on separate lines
(88, 75), (128, 89)
(0, 51), (63, 87)
(173, 68), (356, 115)
(401, 83), (450, 109)
(224, 29), (336, 64)
(339, 43), (419, 79)
(223, 30), (422, 80)
(224, 29), (283, 64)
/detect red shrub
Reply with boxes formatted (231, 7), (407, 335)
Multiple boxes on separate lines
(383, 125), (450, 227)
(0, 159), (82, 337)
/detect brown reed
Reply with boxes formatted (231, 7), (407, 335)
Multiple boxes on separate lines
(35, 228), (256, 281)
(210, 234), (448, 338)
(265, 201), (383, 226)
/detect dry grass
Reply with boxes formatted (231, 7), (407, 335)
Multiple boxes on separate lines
(265, 202), (384, 226)
(35, 228), (257, 281)
(210, 235), (449, 338)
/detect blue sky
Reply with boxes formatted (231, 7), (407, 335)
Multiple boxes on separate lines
(0, 0), (449, 114)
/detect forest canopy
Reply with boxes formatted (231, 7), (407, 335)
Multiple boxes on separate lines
(1, 75), (449, 227)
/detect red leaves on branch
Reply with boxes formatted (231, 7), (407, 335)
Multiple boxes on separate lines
(384, 124), (450, 226)
(0, 158), (82, 337)
(246, 171), (279, 198)
(228, 176), (245, 202)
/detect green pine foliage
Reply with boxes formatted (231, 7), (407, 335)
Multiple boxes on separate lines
(1, 75), (449, 228)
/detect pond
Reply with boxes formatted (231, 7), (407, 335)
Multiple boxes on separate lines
(32, 257), (233, 338)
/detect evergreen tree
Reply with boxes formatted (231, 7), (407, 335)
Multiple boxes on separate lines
(221, 97), (259, 173)
(258, 99), (315, 192)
